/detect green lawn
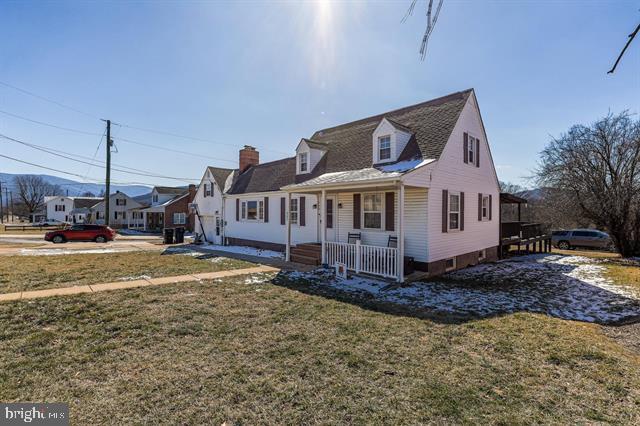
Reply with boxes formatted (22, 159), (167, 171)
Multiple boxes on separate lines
(0, 271), (638, 424)
(0, 251), (253, 293)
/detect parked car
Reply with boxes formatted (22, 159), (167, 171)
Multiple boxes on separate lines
(45, 224), (116, 244)
(36, 219), (68, 227)
(551, 229), (613, 251)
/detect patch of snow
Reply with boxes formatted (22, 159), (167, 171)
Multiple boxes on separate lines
(119, 275), (151, 281)
(244, 274), (273, 285)
(378, 158), (435, 172)
(200, 244), (284, 260)
(19, 248), (122, 256)
(279, 254), (640, 325)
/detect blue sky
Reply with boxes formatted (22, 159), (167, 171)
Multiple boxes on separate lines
(0, 0), (638, 189)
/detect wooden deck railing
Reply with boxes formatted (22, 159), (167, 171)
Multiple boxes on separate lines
(325, 241), (398, 279)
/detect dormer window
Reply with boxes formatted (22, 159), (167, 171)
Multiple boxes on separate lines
(378, 136), (391, 161)
(299, 152), (308, 173)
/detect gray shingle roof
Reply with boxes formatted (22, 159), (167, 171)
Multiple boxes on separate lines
(72, 197), (103, 209)
(206, 166), (237, 192)
(228, 157), (296, 194)
(228, 89), (472, 194)
(154, 186), (186, 195)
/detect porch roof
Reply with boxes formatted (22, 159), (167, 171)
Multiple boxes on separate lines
(282, 158), (435, 192)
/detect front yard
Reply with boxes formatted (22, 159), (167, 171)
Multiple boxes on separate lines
(0, 249), (252, 293)
(0, 249), (639, 423)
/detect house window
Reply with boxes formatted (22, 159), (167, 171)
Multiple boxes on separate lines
(378, 136), (391, 161)
(481, 195), (489, 220)
(247, 201), (258, 220)
(290, 198), (298, 224)
(468, 135), (477, 165)
(205, 183), (212, 197)
(116, 198), (126, 206)
(115, 211), (126, 220)
(173, 212), (186, 225)
(152, 194), (158, 203)
(363, 193), (383, 229)
(55, 204), (65, 212)
(448, 193), (460, 231)
(240, 200), (264, 221)
(299, 152), (308, 173)
(445, 257), (457, 272)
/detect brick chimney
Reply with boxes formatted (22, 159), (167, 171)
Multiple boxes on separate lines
(239, 145), (259, 173)
(188, 184), (196, 201)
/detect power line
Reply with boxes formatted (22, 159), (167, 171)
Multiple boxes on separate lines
(0, 133), (199, 182)
(0, 152), (178, 188)
(0, 109), (237, 164)
(0, 80), (99, 119)
(116, 122), (290, 156)
(0, 83), (289, 156)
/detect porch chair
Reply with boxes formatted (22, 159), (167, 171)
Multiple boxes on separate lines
(348, 232), (361, 244)
(387, 236), (398, 248)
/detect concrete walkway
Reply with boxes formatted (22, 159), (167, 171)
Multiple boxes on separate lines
(0, 265), (280, 303)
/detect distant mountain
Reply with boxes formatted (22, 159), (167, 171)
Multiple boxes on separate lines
(0, 173), (151, 197)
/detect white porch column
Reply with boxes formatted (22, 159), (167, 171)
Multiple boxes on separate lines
(398, 183), (405, 283)
(127, 211), (131, 229)
(286, 192), (292, 261)
(320, 189), (326, 265)
(143, 211), (147, 231)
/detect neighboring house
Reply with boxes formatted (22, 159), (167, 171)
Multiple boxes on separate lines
(192, 166), (236, 244)
(88, 192), (143, 228)
(198, 89), (500, 281)
(129, 185), (197, 232)
(44, 196), (103, 223)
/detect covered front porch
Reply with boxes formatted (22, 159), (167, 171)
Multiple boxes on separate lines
(128, 206), (164, 231)
(283, 173), (429, 283)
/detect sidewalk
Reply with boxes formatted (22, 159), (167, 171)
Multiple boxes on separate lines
(0, 265), (280, 303)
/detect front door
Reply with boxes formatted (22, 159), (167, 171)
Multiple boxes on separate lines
(325, 196), (337, 242)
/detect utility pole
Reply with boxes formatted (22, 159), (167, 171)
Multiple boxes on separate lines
(103, 119), (112, 226)
(3, 187), (8, 223)
(9, 191), (14, 223)
(0, 181), (3, 224)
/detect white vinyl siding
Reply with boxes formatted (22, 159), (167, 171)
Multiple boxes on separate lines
(427, 93), (500, 262)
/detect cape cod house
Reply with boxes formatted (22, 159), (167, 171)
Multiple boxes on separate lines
(194, 89), (500, 281)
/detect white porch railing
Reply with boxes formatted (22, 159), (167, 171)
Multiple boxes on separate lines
(325, 241), (399, 279)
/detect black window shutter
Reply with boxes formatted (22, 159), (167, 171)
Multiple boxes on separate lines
(299, 196), (306, 226)
(463, 133), (469, 164)
(353, 194), (361, 229)
(280, 197), (286, 225)
(442, 190), (448, 233)
(236, 198), (239, 221)
(326, 199), (333, 229)
(478, 193), (482, 221)
(264, 196), (269, 222)
(460, 192), (465, 231)
(489, 194), (493, 220)
(385, 192), (395, 231)
(476, 139), (480, 167)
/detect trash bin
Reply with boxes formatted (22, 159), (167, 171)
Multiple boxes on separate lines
(174, 227), (185, 244)
(404, 256), (415, 275)
(163, 228), (174, 244)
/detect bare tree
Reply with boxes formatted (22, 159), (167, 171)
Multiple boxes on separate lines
(403, 0), (445, 60)
(13, 175), (63, 215)
(537, 111), (640, 256)
(499, 181), (524, 194)
(81, 191), (96, 197)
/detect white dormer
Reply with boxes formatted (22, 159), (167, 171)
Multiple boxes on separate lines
(372, 118), (413, 164)
(295, 138), (327, 175)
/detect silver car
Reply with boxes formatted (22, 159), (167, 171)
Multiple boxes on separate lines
(552, 229), (613, 250)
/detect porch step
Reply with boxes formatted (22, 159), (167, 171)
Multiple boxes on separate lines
(290, 254), (321, 266)
(290, 243), (322, 266)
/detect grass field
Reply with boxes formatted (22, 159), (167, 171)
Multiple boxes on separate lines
(0, 251), (252, 293)
(0, 272), (638, 424)
(1, 249), (638, 423)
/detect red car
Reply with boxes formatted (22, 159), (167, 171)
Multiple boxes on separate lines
(45, 225), (117, 244)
